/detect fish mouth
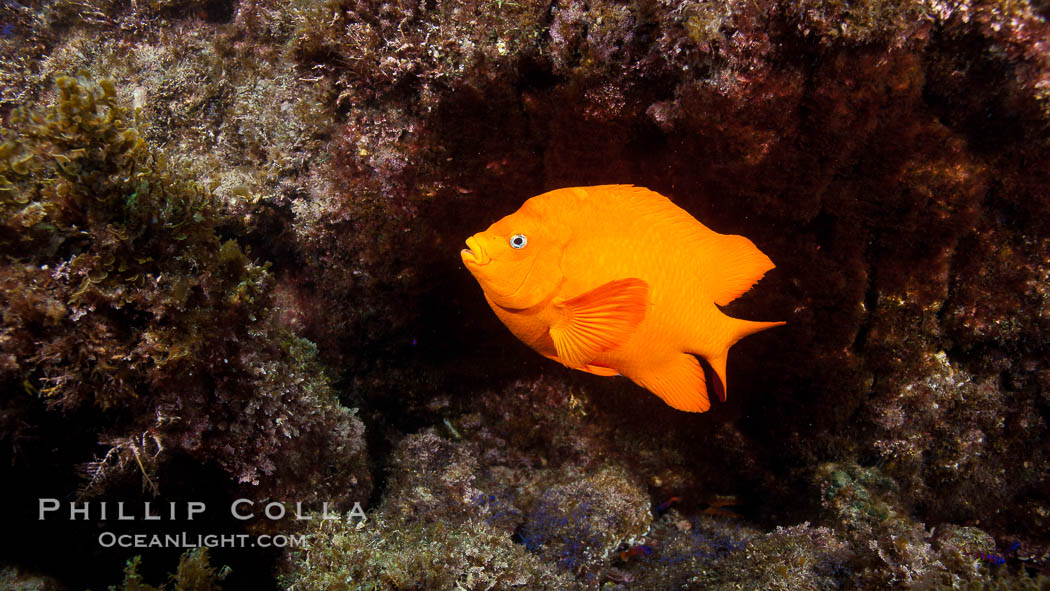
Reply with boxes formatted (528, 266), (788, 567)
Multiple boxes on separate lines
(461, 235), (490, 266)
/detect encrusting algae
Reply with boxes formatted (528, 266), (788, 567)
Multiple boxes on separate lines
(462, 185), (783, 412)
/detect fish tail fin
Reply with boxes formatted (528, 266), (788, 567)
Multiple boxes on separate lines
(704, 352), (729, 403)
(700, 318), (785, 402)
(730, 318), (787, 343)
(702, 234), (776, 306)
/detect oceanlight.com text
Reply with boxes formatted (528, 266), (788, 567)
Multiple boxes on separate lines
(97, 532), (307, 549)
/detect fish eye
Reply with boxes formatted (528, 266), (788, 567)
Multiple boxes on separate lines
(509, 234), (527, 249)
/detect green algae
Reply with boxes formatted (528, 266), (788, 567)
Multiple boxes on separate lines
(0, 72), (260, 409)
(0, 74), (369, 505)
(111, 548), (228, 591)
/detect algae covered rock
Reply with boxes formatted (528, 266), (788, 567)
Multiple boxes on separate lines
(698, 523), (854, 591)
(0, 74), (369, 503)
(0, 564), (65, 591)
(817, 462), (942, 587)
(864, 352), (1047, 531)
(518, 466), (652, 574)
(286, 378), (656, 588)
(284, 515), (574, 591)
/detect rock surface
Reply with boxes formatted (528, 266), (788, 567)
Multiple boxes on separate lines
(0, 0), (1047, 588)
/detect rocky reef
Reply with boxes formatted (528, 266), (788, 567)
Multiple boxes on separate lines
(1, 0), (1048, 588)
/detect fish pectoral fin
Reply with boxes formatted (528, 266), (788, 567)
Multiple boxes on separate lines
(578, 363), (621, 376)
(634, 353), (711, 413)
(541, 353), (621, 376)
(549, 278), (648, 369)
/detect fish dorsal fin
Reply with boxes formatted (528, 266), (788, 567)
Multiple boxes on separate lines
(579, 186), (775, 306)
(634, 353), (711, 412)
(550, 278), (648, 369)
(702, 234), (776, 306)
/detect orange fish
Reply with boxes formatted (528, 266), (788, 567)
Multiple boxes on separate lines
(460, 185), (783, 412)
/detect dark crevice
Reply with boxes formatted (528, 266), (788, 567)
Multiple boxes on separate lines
(203, 0), (237, 24)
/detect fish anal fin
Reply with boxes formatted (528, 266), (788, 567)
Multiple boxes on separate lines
(634, 353), (711, 413)
(550, 278), (648, 369)
(705, 234), (776, 306)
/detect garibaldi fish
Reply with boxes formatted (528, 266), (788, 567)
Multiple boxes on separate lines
(460, 185), (783, 412)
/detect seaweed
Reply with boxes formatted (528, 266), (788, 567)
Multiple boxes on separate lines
(0, 74), (369, 503)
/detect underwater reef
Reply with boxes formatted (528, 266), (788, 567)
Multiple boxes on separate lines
(1, 0), (1049, 588)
